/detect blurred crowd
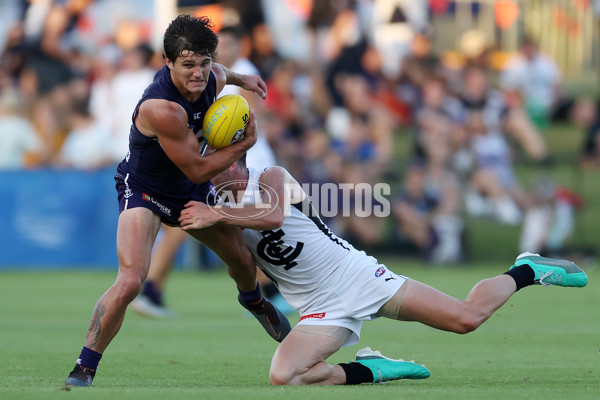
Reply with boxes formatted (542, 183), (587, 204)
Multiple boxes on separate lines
(1, 0), (598, 264)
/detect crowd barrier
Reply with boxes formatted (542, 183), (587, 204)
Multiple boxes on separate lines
(0, 167), (119, 269)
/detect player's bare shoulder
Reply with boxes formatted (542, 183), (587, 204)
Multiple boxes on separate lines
(136, 99), (188, 139)
(211, 63), (228, 93)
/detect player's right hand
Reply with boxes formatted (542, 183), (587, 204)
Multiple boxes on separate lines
(179, 201), (220, 230)
(239, 108), (258, 149)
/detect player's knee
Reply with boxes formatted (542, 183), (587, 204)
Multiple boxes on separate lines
(269, 369), (296, 386)
(115, 276), (143, 305)
(268, 361), (300, 386)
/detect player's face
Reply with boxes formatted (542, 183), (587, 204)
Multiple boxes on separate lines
(168, 51), (212, 100)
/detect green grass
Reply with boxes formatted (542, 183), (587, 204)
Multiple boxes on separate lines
(1, 261), (598, 400)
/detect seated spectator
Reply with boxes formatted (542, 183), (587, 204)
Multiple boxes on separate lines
(519, 176), (582, 255)
(0, 88), (44, 169)
(393, 158), (463, 264)
(462, 111), (533, 225)
(572, 98), (600, 170)
(336, 161), (387, 252)
(413, 74), (465, 160)
(56, 98), (114, 170)
(326, 71), (395, 176)
(461, 65), (548, 162)
(499, 35), (562, 130)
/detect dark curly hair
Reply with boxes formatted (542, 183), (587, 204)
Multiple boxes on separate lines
(163, 14), (219, 62)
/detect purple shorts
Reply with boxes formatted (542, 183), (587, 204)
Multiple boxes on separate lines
(115, 173), (218, 227)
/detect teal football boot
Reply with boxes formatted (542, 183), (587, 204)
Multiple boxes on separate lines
(355, 347), (430, 383)
(512, 252), (588, 287)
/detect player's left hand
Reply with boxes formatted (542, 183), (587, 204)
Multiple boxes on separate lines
(179, 201), (220, 230)
(241, 75), (267, 99)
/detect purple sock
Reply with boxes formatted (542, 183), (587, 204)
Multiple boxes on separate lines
(238, 282), (262, 304)
(78, 346), (102, 370)
(142, 281), (163, 306)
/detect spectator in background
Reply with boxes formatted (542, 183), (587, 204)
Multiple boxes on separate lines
(248, 22), (281, 81)
(15, 0), (94, 167)
(88, 43), (121, 154)
(460, 65), (548, 163)
(56, 97), (113, 170)
(106, 43), (157, 162)
(412, 74), (465, 160)
(0, 21), (26, 83)
(519, 176), (580, 256)
(500, 36), (562, 130)
(0, 87), (43, 169)
(20, 0), (92, 96)
(462, 110), (531, 226)
(337, 161), (388, 252)
(573, 98), (600, 170)
(393, 155), (463, 264)
(327, 72), (395, 176)
(265, 59), (304, 138)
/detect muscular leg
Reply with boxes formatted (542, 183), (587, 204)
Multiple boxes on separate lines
(85, 208), (161, 351)
(146, 224), (188, 290)
(380, 276), (517, 334)
(269, 328), (348, 385)
(188, 223), (291, 341)
(186, 223), (256, 291)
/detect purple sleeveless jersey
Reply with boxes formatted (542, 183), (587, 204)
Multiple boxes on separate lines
(114, 66), (218, 226)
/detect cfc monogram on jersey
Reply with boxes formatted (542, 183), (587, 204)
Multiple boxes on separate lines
(256, 229), (304, 270)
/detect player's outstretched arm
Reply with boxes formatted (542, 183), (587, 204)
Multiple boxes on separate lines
(137, 99), (257, 183)
(179, 167), (302, 230)
(212, 62), (267, 99)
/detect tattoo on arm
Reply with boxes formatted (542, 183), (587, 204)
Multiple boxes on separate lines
(87, 302), (106, 348)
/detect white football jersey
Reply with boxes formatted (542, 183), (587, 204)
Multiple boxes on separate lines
(241, 169), (379, 314)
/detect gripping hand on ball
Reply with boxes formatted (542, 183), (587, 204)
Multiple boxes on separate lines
(239, 109), (257, 148)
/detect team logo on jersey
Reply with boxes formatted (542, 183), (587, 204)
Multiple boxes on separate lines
(256, 229), (304, 270)
(299, 312), (326, 321)
(375, 266), (386, 277)
(230, 129), (245, 144)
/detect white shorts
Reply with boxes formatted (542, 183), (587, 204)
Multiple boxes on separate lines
(296, 262), (407, 347)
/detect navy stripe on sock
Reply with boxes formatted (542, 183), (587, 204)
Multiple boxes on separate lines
(238, 282), (262, 304)
(78, 346), (102, 370)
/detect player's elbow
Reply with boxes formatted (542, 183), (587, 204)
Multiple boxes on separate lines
(188, 172), (212, 184)
(181, 161), (217, 184)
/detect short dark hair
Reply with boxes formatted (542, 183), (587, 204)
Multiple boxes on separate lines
(163, 14), (219, 62)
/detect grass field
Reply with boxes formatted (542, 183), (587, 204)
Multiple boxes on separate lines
(1, 260), (597, 400)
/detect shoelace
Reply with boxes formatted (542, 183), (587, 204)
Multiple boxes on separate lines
(538, 270), (554, 287)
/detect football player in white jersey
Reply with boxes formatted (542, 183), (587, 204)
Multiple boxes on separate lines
(178, 154), (588, 386)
